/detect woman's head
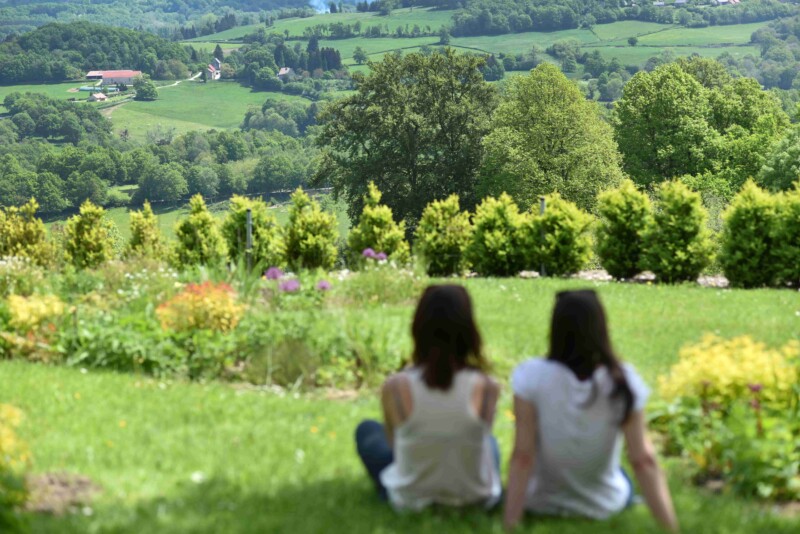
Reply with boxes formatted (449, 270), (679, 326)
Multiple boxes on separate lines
(412, 285), (486, 390)
(548, 289), (633, 422)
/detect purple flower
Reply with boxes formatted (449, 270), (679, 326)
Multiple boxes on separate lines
(265, 267), (284, 280)
(376, 252), (388, 261)
(362, 248), (377, 259)
(279, 279), (300, 293)
(748, 383), (763, 394)
(316, 279), (332, 291)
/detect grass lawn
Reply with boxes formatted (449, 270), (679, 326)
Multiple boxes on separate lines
(0, 82), (90, 112)
(635, 21), (771, 47)
(2, 279), (799, 532)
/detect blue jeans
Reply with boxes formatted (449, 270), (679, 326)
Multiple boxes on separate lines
(621, 467), (635, 507)
(355, 419), (501, 501)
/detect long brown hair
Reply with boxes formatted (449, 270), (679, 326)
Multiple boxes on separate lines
(548, 289), (634, 423)
(411, 285), (486, 390)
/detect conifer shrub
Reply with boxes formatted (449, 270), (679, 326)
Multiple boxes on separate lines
(414, 194), (472, 276)
(221, 195), (285, 269)
(64, 200), (117, 269)
(125, 201), (164, 260)
(720, 180), (779, 288)
(524, 192), (593, 277)
(173, 195), (227, 268)
(347, 182), (409, 267)
(641, 181), (714, 283)
(285, 188), (338, 270)
(773, 185), (800, 286)
(0, 199), (51, 266)
(467, 193), (528, 276)
(595, 179), (652, 279)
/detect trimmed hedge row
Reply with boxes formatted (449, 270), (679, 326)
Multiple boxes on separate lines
(3, 180), (798, 286)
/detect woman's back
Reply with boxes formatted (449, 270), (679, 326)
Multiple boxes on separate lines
(381, 367), (501, 511)
(511, 358), (649, 518)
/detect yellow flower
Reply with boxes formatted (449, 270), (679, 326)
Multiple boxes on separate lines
(118, 420), (127, 429)
(74, 392), (81, 400)
(310, 426), (319, 434)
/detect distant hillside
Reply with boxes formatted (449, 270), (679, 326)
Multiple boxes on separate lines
(0, 22), (192, 84)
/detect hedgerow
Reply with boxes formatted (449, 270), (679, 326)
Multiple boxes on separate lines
(595, 179), (652, 280)
(414, 194), (472, 276)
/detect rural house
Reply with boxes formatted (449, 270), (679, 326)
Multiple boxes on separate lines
(87, 92), (108, 102)
(86, 70), (142, 85)
(277, 67), (295, 81)
(207, 58), (222, 80)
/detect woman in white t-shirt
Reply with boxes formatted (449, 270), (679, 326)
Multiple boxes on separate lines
(503, 289), (678, 531)
(355, 284), (502, 511)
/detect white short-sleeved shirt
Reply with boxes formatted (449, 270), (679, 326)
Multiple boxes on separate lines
(511, 358), (650, 519)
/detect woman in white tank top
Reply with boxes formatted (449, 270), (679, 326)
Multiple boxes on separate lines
(355, 285), (502, 511)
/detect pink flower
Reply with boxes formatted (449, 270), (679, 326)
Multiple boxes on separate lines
(376, 252), (388, 261)
(316, 279), (332, 291)
(362, 248), (377, 259)
(265, 267), (284, 280)
(748, 383), (763, 394)
(279, 279), (300, 293)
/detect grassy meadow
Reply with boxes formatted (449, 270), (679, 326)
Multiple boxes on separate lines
(2, 278), (799, 532)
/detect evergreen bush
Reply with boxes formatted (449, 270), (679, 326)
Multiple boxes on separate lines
(173, 195), (227, 268)
(414, 194), (472, 276)
(641, 181), (714, 283)
(720, 180), (779, 288)
(64, 200), (117, 269)
(467, 193), (527, 276)
(524, 192), (593, 277)
(595, 179), (652, 279)
(221, 195), (285, 269)
(347, 182), (409, 267)
(285, 188), (338, 271)
(125, 201), (164, 259)
(0, 199), (51, 266)
(773, 185), (800, 286)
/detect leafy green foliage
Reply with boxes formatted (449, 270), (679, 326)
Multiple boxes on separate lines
(64, 201), (118, 269)
(596, 179), (653, 280)
(467, 193), (527, 277)
(315, 48), (496, 226)
(523, 193), (592, 277)
(0, 199), (52, 266)
(347, 182), (409, 266)
(173, 195), (227, 268)
(759, 124), (800, 191)
(641, 181), (714, 283)
(126, 201), (165, 260)
(414, 194), (472, 276)
(133, 75), (159, 101)
(285, 188), (338, 271)
(221, 195), (285, 268)
(720, 181), (779, 288)
(773, 186), (800, 286)
(480, 63), (622, 213)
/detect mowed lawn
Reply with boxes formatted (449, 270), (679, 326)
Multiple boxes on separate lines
(2, 279), (799, 532)
(0, 82), (91, 111)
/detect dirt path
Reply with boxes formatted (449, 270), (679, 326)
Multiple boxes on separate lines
(158, 71), (202, 90)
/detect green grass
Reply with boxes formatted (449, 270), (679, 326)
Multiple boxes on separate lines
(2, 279), (799, 532)
(634, 21), (771, 47)
(0, 82), (94, 112)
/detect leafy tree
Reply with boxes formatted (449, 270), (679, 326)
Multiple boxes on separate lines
(414, 194), (472, 276)
(34, 172), (68, 213)
(438, 27), (451, 45)
(347, 182), (409, 266)
(774, 185), (800, 286)
(284, 188), (338, 270)
(173, 194), (227, 268)
(221, 195), (285, 268)
(126, 201), (164, 259)
(213, 44), (225, 61)
(595, 179), (653, 280)
(133, 75), (159, 101)
(480, 64), (623, 213)
(66, 171), (108, 207)
(315, 49), (496, 227)
(133, 163), (188, 204)
(64, 200), (117, 269)
(0, 199), (52, 266)
(759, 124), (800, 191)
(188, 166), (220, 199)
(353, 46), (368, 65)
(60, 112), (83, 144)
(628, 37), (638, 46)
(11, 112), (34, 137)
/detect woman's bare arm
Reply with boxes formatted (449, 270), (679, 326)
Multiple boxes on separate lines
(623, 410), (679, 532)
(380, 374), (412, 447)
(503, 395), (538, 531)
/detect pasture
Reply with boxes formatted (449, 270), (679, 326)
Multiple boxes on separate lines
(0, 82), (88, 111)
(2, 278), (799, 532)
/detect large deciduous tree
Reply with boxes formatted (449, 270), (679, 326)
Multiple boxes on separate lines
(479, 63), (623, 213)
(314, 49), (496, 227)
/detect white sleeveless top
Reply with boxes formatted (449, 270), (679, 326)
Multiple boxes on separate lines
(379, 367), (502, 511)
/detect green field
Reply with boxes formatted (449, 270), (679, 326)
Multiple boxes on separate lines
(0, 82), (93, 112)
(3, 279), (799, 532)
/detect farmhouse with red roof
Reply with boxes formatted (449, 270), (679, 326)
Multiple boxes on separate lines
(86, 70), (142, 85)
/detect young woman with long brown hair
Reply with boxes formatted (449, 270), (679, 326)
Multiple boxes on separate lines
(503, 289), (678, 531)
(355, 284), (502, 511)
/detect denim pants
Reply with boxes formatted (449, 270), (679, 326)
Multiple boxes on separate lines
(355, 419), (501, 500)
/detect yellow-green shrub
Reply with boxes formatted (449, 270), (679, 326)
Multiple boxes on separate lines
(595, 179), (652, 279)
(523, 192), (592, 277)
(221, 195), (285, 268)
(64, 200), (117, 269)
(0, 404), (30, 531)
(0, 198), (52, 266)
(467, 193), (528, 276)
(659, 334), (799, 408)
(126, 201), (165, 260)
(285, 188), (338, 271)
(720, 181), (779, 288)
(347, 182), (409, 267)
(173, 195), (228, 268)
(7, 294), (65, 332)
(641, 181), (714, 283)
(414, 194), (472, 276)
(156, 281), (244, 332)
(773, 186), (800, 286)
